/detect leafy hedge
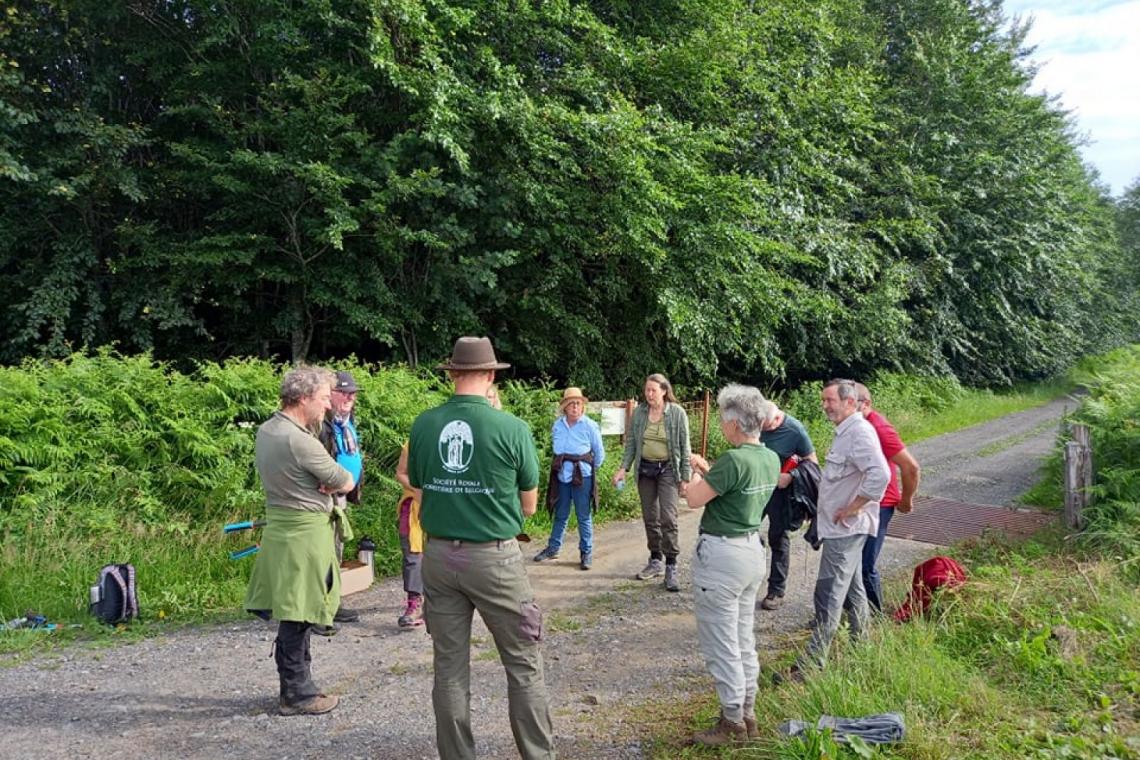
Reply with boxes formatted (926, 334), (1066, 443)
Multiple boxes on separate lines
(2, 1), (1137, 394)
(1064, 348), (1140, 573)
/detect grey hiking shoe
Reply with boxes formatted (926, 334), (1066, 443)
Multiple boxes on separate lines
(664, 563), (680, 592)
(636, 558), (665, 580)
(533, 546), (560, 562)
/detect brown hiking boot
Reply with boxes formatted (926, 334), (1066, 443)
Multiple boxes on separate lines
(743, 714), (760, 740)
(691, 716), (747, 746)
(279, 693), (339, 716)
(759, 594), (783, 610)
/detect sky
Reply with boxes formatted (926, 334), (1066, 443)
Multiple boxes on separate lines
(1002, 0), (1140, 196)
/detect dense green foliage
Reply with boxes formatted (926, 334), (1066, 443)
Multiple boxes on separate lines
(1028, 345), (1140, 576)
(2, 1), (1136, 392)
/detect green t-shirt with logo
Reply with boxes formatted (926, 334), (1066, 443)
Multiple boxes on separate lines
(408, 394), (540, 542)
(700, 443), (780, 537)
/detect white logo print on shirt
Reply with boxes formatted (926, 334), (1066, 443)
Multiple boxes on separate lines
(438, 420), (474, 473)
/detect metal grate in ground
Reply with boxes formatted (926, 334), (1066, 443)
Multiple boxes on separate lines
(886, 495), (1056, 546)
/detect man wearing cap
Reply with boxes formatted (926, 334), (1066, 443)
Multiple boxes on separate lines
(407, 336), (555, 760)
(317, 370), (365, 631)
(534, 387), (606, 570)
(854, 382), (921, 613)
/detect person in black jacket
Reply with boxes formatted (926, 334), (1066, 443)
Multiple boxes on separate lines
(757, 401), (818, 611)
(316, 370), (365, 633)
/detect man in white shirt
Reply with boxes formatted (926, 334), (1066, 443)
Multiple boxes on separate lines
(793, 378), (889, 676)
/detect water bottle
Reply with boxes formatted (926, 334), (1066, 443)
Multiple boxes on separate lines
(357, 536), (376, 567)
(615, 477), (626, 492)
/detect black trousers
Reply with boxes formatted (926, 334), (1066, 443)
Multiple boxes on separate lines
(275, 621), (319, 705)
(766, 508), (792, 598)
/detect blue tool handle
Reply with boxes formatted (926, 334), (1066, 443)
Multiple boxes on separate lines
(223, 520), (266, 533)
(229, 544), (260, 560)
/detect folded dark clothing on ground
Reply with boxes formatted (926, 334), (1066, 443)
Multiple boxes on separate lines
(778, 712), (905, 744)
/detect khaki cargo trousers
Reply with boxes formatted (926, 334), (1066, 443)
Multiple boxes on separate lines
(423, 537), (556, 760)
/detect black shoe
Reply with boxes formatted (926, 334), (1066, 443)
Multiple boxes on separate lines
(312, 624), (338, 637)
(333, 607), (360, 623)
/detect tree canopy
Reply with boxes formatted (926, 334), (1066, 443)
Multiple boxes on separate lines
(2, 0), (1136, 392)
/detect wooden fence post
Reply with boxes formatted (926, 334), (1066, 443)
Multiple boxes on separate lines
(1063, 423), (1093, 530)
(622, 398), (635, 448)
(701, 389), (711, 459)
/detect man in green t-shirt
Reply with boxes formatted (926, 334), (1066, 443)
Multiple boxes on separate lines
(407, 336), (555, 760)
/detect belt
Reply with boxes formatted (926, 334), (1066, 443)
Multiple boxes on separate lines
(428, 536), (516, 547)
(699, 529), (761, 540)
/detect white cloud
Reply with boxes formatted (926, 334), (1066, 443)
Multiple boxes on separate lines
(1004, 1), (1140, 194)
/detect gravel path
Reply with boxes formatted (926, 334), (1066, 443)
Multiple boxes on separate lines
(0, 399), (1071, 759)
(906, 394), (1078, 506)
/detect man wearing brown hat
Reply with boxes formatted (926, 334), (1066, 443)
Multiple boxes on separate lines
(407, 336), (555, 760)
(317, 370), (365, 632)
(534, 387), (605, 570)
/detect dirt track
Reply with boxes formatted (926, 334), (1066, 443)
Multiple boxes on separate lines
(0, 399), (1072, 759)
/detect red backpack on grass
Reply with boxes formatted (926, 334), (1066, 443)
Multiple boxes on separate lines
(893, 556), (967, 622)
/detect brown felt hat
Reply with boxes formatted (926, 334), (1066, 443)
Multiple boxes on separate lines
(559, 387), (589, 410)
(436, 336), (510, 371)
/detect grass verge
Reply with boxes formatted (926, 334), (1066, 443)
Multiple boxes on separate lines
(646, 531), (1140, 759)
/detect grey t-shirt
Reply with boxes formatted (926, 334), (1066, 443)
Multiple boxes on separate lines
(255, 411), (353, 513)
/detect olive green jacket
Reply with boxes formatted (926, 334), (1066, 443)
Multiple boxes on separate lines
(620, 402), (692, 481)
(243, 506), (352, 625)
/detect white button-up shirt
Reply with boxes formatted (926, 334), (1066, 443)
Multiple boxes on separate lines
(817, 412), (890, 540)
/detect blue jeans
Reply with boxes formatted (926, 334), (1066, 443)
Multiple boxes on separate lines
(547, 477), (593, 555)
(861, 506), (895, 612)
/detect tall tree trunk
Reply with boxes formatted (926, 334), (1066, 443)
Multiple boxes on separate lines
(289, 288), (312, 365)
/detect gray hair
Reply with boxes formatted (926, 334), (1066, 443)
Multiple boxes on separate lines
(717, 384), (771, 437)
(764, 400), (782, 423)
(824, 378), (859, 402)
(280, 367), (334, 407)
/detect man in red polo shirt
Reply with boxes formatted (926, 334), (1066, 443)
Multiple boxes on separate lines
(854, 382), (922, 613)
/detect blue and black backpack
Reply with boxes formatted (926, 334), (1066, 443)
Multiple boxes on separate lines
(89, 563), (140, 625)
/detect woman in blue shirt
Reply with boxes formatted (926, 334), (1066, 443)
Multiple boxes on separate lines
(534, 387), (605, 570)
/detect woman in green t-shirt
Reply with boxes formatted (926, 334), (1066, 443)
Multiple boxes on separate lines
(683, 384), (780, 747)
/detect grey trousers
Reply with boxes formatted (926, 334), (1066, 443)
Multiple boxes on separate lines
(692, 533), (765, 723)
(423, 537), (555, 760)
(800, 533), (870, 668)
(400, 535), (423, 596)
(637, 462), (680, 560)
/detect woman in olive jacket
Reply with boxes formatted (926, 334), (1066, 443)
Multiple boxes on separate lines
(612, 373), (692, 591)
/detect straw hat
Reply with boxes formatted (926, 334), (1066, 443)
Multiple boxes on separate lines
(559, 387), (589, 411)
(436, 336), (510, 371)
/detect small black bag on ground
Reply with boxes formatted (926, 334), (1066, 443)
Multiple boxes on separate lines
(89, 563), (140, 624)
